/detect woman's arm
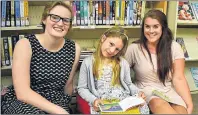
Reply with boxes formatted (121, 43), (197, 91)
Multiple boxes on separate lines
(12, 39), (68, 114)
(77, 57), (97, 104)
(64, 42), (81, 96)
(172, 59), (193, 114)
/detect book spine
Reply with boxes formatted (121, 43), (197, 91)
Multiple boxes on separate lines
(106, 0), (110, 25)
(95, 1), (99, 25)
(3, 37), (11, 66)
(1, 0), (7, 27)
(24, 0), (29, 26)
(76, 1), (81, 26)
(6, 1), (11, 27)
(102, 1), (106, 25)
(98, 1), (102, 25)
(80, 1), (84, 26)
(11, 0), (15, 27)
(84, 1), (88, 26)
(8, 36), (13, 65)
(15, 0), (21, 27)
(20, 0), (25, 26)
(1, 38), (5, 67)
(11, 35), (19, 51)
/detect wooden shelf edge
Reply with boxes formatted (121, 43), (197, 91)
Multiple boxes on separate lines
(1, 66), (12, 70)
(1, 25), (141, 31)
(177, 20), (198, 26)
(185, 58), (198, 62)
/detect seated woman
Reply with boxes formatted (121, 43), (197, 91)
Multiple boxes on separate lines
(125, 10), (193, 114)
(1, 1), (80, 114)
(77, 26), (149, 114)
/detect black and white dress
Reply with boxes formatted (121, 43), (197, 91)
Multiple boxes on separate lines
(1, 34), (76, 114)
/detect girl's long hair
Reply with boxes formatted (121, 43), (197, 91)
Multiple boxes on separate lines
(93, 27), (128, 86)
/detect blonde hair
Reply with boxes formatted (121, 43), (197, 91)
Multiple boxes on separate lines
(93, 26), (128, 86)
(41, 1), (73, 32)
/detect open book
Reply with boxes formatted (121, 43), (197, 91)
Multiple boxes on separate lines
(99, 96), (145, 112)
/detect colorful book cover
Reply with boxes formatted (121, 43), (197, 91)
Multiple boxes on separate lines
(176, 37), (189, 59)
(178, 2), (195, 20)
(99, 96), (144, 113)
(190, 67), (198, 88)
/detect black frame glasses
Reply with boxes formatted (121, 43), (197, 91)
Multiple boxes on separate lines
(48, 14), (72, 25)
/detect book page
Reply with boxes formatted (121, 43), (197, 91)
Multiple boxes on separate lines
(119, 96), (145, 111)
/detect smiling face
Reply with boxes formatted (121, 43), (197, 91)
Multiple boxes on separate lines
(100, 36), (124, 58)
(42, 5), (71, 38)
(144, 17), (162, 45)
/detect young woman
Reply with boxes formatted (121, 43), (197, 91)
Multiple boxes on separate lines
(1, 1), (80, 114)
(125, 10), (193, 114)
(77, 27), (149, 114)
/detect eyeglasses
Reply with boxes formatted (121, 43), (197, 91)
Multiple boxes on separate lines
(48, 14), (72, 25)
(104, 30), (129, 41)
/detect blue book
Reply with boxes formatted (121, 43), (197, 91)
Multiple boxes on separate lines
(190, 68), (198, 88)
(1, 0), (7, 27)
(14, 0), (21, 27)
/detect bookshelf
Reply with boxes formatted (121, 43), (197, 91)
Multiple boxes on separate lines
(167, 1), (198, 93)
(1, 1), (198, 93)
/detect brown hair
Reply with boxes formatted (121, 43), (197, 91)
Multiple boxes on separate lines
(135, 9), (173, 85)
(41, 1), (73, 32)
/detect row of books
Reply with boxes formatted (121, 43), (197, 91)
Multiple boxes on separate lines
(178, 1), (198, 21)
(70, 1), (142, 26)
(1, 35), (24, 67)
(1, 0), (29, 27)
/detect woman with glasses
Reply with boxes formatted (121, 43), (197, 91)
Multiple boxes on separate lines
(125, 10), (193, 114)
(77, 26), (149, 114)
(1, 1), (80, 114)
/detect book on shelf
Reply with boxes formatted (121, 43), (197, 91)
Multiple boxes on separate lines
(176, 37), (189, 59)
(99, 96), (144, 113)
(190, 2), (198, 21)
(190, 67), (198, 88)
(178, 1), (196, 21)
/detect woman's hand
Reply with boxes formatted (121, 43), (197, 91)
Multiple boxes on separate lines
(187, 103), (193, 114)
(138, 91), (146, 100)
(93, 99), (103, 112)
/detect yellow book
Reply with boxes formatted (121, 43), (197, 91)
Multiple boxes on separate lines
(99, 97), (143, 114)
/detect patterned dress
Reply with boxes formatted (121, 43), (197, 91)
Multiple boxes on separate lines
(1, 34), (76, 114)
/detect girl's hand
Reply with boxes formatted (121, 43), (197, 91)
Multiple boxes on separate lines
(138, 91), (146, 100)
(93, 99), (103, 112)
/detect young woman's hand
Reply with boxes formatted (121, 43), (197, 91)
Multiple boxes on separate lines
(93, 99), (103, 112)
(187, 103), (193, 114)
(138, 91), (146, 100)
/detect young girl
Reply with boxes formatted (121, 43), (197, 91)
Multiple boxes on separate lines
(77, 27), (149, 114)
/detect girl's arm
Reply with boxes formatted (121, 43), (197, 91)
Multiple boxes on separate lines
(122, 59), (139, 95)
(12, 39), (68, 114)
(172, 59), (193, 114)
(77, 57), (97, 104)
(64, 43), (80, 96)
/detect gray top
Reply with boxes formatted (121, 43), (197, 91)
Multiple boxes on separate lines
(77, 56), (139, 105)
